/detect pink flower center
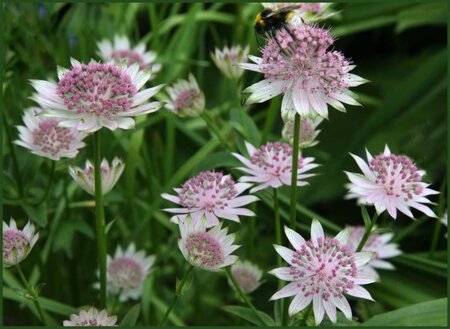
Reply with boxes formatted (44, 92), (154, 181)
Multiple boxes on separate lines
(232, 268), (258, 293)
(174, 89), (201, 111)
(3, 229), (30, 260)
(178, 171), (238, 212)
(250, 142), (304, 177)
(262, 25), (350, 97)
(32, 119), (75, 156)
(57, 63), (137, 120)
(111, 50), (146, 69)
(370, 154), (423, 201)
(185, 232), (224, 268)
(289, 237), (357, 301)
(108, 256), (144, 289)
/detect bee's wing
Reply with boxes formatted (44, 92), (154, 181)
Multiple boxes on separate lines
(265, 5), (303, 18)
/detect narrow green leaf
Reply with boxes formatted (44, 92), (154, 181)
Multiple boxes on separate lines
(363, 298), (447, 326)
(120, 304), (141, 326)
(361, 206), (371, 230)
(222, 305), (276, 326)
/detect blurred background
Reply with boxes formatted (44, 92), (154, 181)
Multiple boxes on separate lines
(2, 2), (447, 326)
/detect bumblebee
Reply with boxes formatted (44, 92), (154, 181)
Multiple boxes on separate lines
(254, 5), (302, 37)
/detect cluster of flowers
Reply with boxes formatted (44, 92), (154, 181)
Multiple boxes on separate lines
(4, 2), (443, 326)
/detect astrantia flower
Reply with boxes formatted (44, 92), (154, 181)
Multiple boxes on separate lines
(164, 74), (205, 117)
(30, 59), (163, 133)
(63, 307), (117, 326)
(3, 218), (39, 268)
(178, 217), (239, 271)
(270, 220), (376, 324)
(68, 157), (124, 196)
(346, 226), (401, 278)
(97, 35), (162, 75)
(161, 171), (257, 227)
(106, 243), (156, 301)
(282, 117), (323, 148)
(230, 260), (263, 293)
(211, 45), (249, 80)
(262, 3), (336, 23)
(241, 24), (367, 120)
(14, 107), (86, 161)
(232, 141), (318, 193)
(345, 145), (438, 219)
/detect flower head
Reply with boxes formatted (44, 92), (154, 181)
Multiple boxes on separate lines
(262, 3), (336, 23)
(346, 226), (401, 278)
(345, 145), (439, 219)
(211, 45), (249, 80)
(230, 260), (263, 293)
(14, 107), (86, 161)
(106, 243), (156, 301)
(30, 59), (163, 133)
(282, 117), (323, 148)
(68, 157), (125, 196)
(232, 141), (319, 192)
(3, 218), (39, 268)
(63, 307), (117, 326)
(162, 171), (257, 227)
(164, 74), (205, 117)
(178, 217), (239, 271)
(241, 24), (367, 120)
(97, 35), (161, 76)
(270, 220), (376, 324)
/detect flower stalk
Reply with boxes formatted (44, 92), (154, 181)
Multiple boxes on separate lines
(16, 263), (47, 325)
(273, 188), (285, 325)
(93, 131), (107, 308)
(289, 114), (301, 229)
(160, 265), (193, 326)
(225, 267), (266, 326)
(356, 212), (379, 252)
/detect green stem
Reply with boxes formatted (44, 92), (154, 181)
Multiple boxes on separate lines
(289, 114), (301, 229)
(16, 263), (47, 325)
(273, 188), (285, 325)
(160, 266), (193, 326)
(226, 267), (266, 326)
(356, 212), (379, 252)
(93, 131), (107, 308)
(200, 112), (231, 151)
(31, 161), (55, 206)
(429, 178), (447, 257)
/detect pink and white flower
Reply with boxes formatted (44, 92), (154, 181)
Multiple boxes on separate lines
(164, 74), (205, 117)
(230, 260), (263, 293)
(3, 218), (39, 268)
(30, 59), (163, 133)
(68, 157), (124, 196)
(63, 307), (117, 326)
(241, 24), (367, 120)
(232, 141), (319, 193)
(161, 171), (258, 227)
(345, 145), (438, 219)
(106, 243), (156, 301)
(14, 107), (86, 161)
(345, 225), (401, 278)
(211, 45), (249, 80)
(282, 117), (323, 148)
(97, 35), (162, 75)
(178, 217), (239, 271)
(270, 220), (376, 324)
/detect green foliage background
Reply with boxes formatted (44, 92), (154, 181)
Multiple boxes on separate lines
(2, 2), (448, 326)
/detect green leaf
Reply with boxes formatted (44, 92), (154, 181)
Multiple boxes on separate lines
(363, 298), (447, 326)
(175, 271), (194, 296)
(361, 206), (371, 230)
(105, 218), (116, 235)
(120, 304), (141, 326)
(22, 202), (47, 227)
(222, 305), (276, 326)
